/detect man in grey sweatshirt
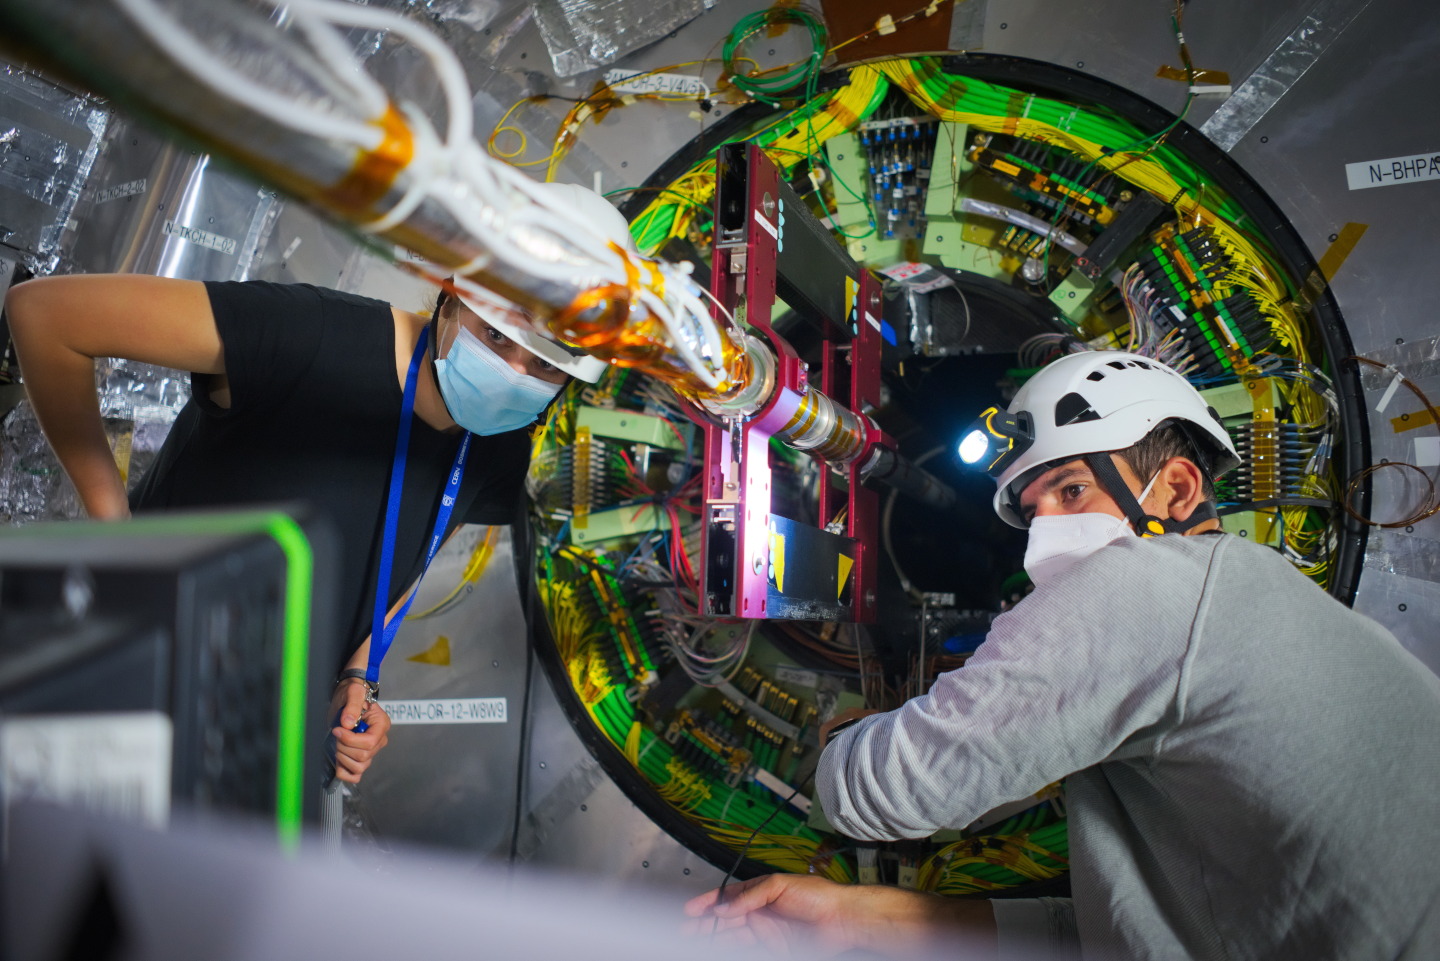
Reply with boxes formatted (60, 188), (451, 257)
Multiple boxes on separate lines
(685, 351), (1440, 959)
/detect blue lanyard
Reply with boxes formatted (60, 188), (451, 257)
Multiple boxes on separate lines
(365, 323), (471, 684)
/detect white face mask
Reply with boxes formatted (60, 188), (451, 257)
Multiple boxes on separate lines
(1022, 470), (1160, 587)
(434, 325), (562, 435)
(1023, 512), (1135, 587)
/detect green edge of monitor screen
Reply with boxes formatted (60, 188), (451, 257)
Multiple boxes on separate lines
(8, 510), (313, 852)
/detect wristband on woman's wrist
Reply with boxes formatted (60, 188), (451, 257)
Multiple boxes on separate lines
(335, 668), (379, 702)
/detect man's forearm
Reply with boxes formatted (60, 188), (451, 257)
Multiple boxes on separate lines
(849, 886), (997, 959)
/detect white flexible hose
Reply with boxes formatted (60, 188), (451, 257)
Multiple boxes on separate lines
(271, 0), (474, 147)
(114, 0), (383, 148)
(289, 9), (390, 119)
(122, 0), (735, 393)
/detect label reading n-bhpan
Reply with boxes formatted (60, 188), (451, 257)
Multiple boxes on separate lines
(1345, 152), (1440, 190)
(381, 697), (508, 725)
(162, 220), (237, 255)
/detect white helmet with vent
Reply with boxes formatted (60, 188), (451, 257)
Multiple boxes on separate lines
(455, 182), (634, 383)
(987, 350), (1240, 528)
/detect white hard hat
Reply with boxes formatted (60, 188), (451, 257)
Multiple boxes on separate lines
(455, 182), (634, 383)
(533, 181), (637, 253)
(983, 350), (1240, 528)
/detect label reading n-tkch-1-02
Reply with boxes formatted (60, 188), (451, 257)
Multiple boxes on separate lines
(162, 220), (237, 255)
(1345, 152), (1440, 190)
(380, 698), (508, 725)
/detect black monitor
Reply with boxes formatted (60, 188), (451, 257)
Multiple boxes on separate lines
(0, 507), (339, 845)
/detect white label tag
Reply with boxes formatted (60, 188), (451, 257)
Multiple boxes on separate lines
(753, 767), (812, 814)
(909, 275), (953, 294)
(96, 178), (147, 203)
(752, 208), (778, 240)
(1, 713), (171, 827)
(1346, 151), (1440, 191)
(162, 220), (237, 255)
(1376, 370), (1402, 413)
(775, 666), (819, 688)
(879, 261), (954, 294)
(381, 698), (508, 725)
(1415, 437), (1440, 468)
(603, 69), (708, 98)
(879, 261), (928, 281)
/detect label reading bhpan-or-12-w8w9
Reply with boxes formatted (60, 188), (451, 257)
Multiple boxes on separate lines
(380, 698), (508, 725)
(1345, 152), (1440, 190)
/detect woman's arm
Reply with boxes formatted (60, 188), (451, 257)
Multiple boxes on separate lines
(5, 274), (226, 518)
(328, 634), (392, 784)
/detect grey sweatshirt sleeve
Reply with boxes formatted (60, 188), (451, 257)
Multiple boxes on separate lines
(993, 898), (1081, 961)
(815, 537), (1213, 840)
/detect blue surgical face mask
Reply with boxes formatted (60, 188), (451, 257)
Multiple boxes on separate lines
(434, 325), (562, 435)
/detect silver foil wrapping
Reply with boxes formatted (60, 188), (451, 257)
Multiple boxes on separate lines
(533, 0), (716, 77)
(0, 66), (109, 272)
(0, 360), (190, 524)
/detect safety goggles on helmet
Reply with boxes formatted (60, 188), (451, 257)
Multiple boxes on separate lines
(956, 406), (1035, 477)
(449, 182), (636, 384)
(454, 288), (608, 383)
(960, 351), (1241, 529)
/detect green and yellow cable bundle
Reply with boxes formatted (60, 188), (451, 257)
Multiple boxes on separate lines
(629, 66), (887, 253)
(918, 824), (1069, 896)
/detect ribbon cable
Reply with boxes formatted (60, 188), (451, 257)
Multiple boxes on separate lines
(365, 324), (471, 686)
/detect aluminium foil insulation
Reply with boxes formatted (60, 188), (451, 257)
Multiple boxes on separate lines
(0, 66), (108, 272)
(533, 0), (716, 77)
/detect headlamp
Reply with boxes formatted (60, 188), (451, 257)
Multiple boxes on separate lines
(956, 406), (1035, 477)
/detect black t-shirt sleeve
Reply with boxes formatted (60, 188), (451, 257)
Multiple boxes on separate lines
(462, 429), (530, 525)
(197, 282), (328, 415)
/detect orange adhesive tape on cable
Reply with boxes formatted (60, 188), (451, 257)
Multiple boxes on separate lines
(324, 104), (414, 215)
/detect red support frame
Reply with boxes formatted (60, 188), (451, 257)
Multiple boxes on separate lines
(694, 145), (888, 623)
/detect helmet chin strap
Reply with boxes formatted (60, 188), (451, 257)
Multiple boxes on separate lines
(1083, 453), (1218, 537)
(427, 305), (460, 423)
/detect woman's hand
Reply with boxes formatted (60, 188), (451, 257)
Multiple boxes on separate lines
(327, 677), (391, 783)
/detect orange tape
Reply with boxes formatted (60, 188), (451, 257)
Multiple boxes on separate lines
(1156, 65), (1232, 85)
(1392, 407), (1437, 434)
(1317, 222), (1368, 282)
(324, 104), (414, 215)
